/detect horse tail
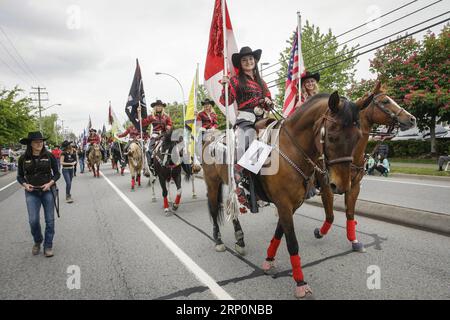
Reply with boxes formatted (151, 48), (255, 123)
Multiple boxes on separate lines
(181, 163), (192, 182)
(208, 182), (224, 226)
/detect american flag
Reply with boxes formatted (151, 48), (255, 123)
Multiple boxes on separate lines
(282, 30), (305, 117)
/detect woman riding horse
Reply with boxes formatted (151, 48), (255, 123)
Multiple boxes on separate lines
(203, 54), (365, 298)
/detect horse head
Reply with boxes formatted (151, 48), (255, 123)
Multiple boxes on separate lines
(316, 92), (363, 194)
(356, 81), (416, 131)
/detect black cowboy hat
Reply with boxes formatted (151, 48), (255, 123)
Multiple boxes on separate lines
(61, 140), (73, 150)
(19, 131), (48, 145)
(232, 46), (262, 69)
(89, 128), (97, 133)
(151, 99), (167, 108)
(301, 71), (320, 83)
(201, 98), (215, 106)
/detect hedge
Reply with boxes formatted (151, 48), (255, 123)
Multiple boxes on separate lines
(366, 140), (450, 157)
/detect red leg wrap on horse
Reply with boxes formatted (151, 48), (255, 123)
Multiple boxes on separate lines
(267, 237), (281, 260)
(290, 255), (304, 282)
(163, 197), (169, 209)
(320, 221), (333, 235)
(346, 220), (358, 242)
(131, 178), (135, 188)
(175, 194), (181, 205)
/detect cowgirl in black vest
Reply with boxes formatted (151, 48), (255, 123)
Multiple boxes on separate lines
(17, 132), (60, 257)
(60, 140), (77, 203)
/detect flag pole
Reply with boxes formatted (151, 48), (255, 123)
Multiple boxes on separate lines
(297, 11), (302, 104)
(191, 63), (199, 199)
(222, 0), (233, 197)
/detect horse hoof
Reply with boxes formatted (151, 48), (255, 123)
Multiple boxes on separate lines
(295, 284), (314, 299)
(234, 244), (246, 256)
(172, 205), (179, 211)
(192, 194), (197, 199)
(215, 244), (226, 252)
(152, 198), (157, 203)
(164, 209), (172, 216)
(352, 242), (366, 253)
(314, 228), (323, 239)
(262, 260), (277, 275)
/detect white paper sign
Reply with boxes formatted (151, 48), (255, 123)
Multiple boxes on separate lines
(238, 140), (273, 174)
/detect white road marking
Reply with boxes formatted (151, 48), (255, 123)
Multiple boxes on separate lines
(100, 171), (233, 300)
(364, 177), (450, 189)
(0, 181), (16, 192)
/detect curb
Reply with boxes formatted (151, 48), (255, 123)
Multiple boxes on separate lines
(389, 173), (450, 182)
(193, 172), (450, 236)
(305, 196), (450, 236)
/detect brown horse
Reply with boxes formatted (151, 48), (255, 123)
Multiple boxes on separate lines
(202, 92), (364, 298)
(314, 82), (416, 251)
(88, 144), (102, 178)
(128, 141), (143, 190)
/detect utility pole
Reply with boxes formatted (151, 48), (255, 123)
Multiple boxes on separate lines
(30, 86), (49, 132)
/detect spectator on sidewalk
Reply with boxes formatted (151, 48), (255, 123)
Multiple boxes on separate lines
(375, 154), (390, 177)
(366, 154), (376, 175)
(438, 153), (450, 171)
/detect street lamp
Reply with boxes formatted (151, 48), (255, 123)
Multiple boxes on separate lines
(154, 71), (187, 144)
(42, 103), (62, 112)
(37, 103), (62, 132)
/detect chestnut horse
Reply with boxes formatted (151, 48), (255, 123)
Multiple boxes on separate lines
(128, 141), (143, 190)
(88, 144), (102, 178)
(202, 92), (364, 298)
(314, 82), (416, 250)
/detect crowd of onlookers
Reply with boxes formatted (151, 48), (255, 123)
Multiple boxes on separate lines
(0, 147), (21, 172)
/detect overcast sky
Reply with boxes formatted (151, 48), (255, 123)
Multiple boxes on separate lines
(0, 0), (447, 134)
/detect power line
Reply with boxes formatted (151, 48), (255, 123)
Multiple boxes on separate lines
(268, 18), (450, 90)
(303, 0), (443, 61)
(0, 54), (33, 87)
(0, 26), (41, 85)
(306, 11), (449, 73)
(265, 1), (446, 86)
(261, 0), (435, 73)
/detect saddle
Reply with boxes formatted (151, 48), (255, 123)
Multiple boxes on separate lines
(209, 119), (280, 212)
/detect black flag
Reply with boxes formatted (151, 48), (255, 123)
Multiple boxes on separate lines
(125, 59), (148, 131)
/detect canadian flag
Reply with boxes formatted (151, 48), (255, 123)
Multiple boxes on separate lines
(204, 0), (238, 125)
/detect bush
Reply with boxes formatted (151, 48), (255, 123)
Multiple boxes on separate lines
(366, 140), (450, 158)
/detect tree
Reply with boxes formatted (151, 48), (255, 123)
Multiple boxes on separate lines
(0, 87), (36, 146)
(370, 25), (450, 154)
(40, 114), (63, 147)
(275, 20), (359, 106)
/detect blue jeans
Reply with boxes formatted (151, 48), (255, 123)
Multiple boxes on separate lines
(25, 190), (55, 249)
(79, 156), (85, 173)
(62, 168), (74, 196)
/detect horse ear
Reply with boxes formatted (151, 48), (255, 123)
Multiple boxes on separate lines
(328, 91), (340, 113)
(373, 81), (382, 94)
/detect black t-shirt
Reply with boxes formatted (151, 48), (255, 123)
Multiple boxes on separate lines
(61, 151), (77, 168)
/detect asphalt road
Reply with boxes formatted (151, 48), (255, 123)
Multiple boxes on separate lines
(0, 167), (449, 300)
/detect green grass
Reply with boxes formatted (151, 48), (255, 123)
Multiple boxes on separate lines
(389, 158), (437, 165)
(390, 167), (450, 177)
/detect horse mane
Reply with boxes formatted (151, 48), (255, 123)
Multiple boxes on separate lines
(161, 130), (177, 150)
(288, 93), (359, 128)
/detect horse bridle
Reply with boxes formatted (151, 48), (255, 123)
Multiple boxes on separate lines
(280, 101), (356, 184)
(369, 93), (406, 126)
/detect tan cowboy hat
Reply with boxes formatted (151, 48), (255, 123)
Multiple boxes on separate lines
(232, 47), (262, 69)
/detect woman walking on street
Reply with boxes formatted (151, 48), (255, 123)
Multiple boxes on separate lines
(17, 132), (60, 257)
(60, 140), (77, 203)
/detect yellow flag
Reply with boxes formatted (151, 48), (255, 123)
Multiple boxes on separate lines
(185, 70), (197, 158)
